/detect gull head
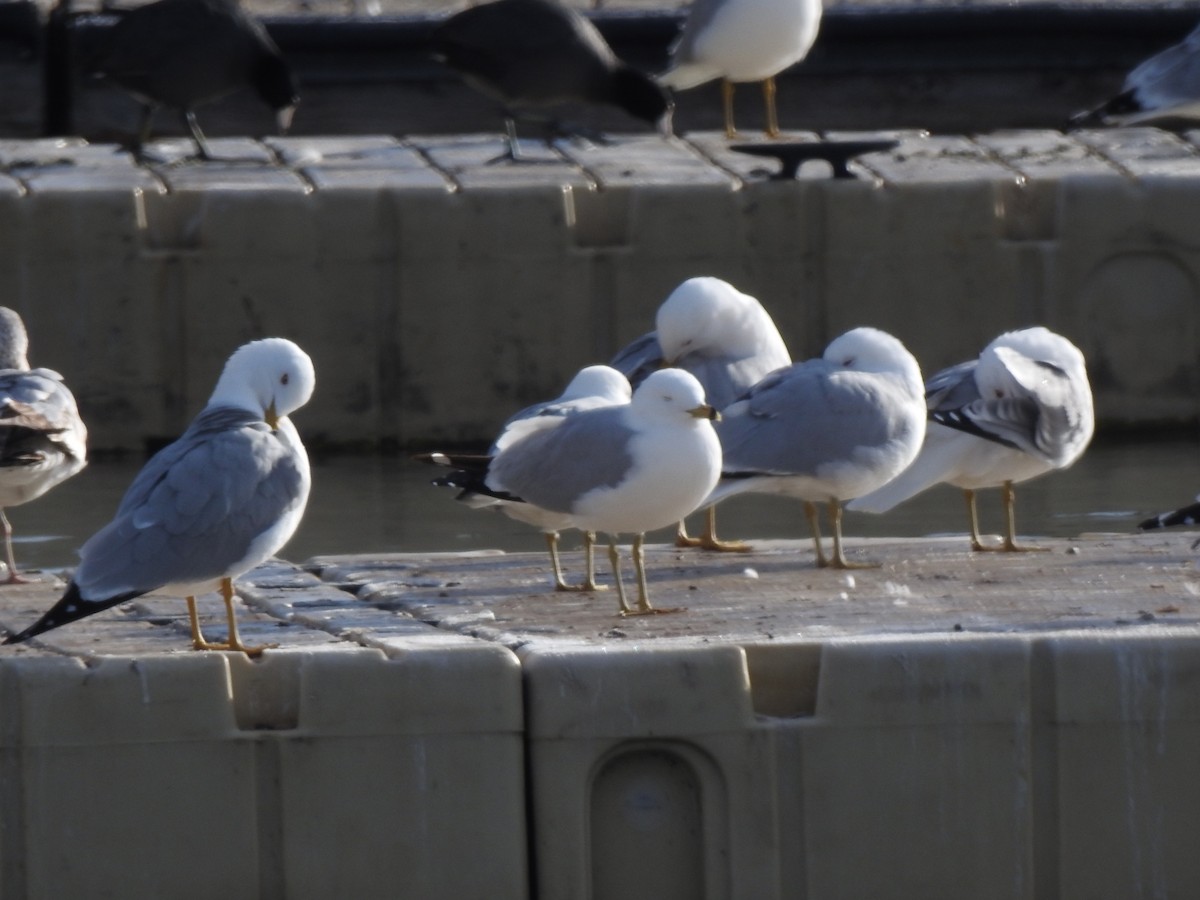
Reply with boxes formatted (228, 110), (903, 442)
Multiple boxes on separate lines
(211, 337), (316, 428)
(825, 327), (923, 387)
(559, 365), (632, 405)
(656, 276), (772, 362)
(631, 367), (718, 422)
(0, 307), (30, 371)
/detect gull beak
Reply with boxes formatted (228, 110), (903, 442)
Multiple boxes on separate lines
(265, 401), (279, 430)
(689, 404), (720, 421)
(276, 105), (297, 135)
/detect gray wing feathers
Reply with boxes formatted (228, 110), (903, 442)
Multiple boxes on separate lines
(0, 368), (87, 462)
(489, 408), (635, 513)
(924, 360), (979, 412)
(609, 332), (663, 388)
(1130, 25), (1200, 105)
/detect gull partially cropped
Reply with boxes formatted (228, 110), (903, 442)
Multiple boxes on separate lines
(1072, 22), (1200, 127)
(432, 0), (672, 161)
(660, 0), (823, 137)
(706, 327), (926, 569)
(849, 327), (1094, 552)
(1139, 497), (1200, 546)
(4, 338), (314, 655)
(0, 308), (87, 584)
(611, 275), (791, 550)
(487, 368), (721, 616)
(419, 365), (632, 591)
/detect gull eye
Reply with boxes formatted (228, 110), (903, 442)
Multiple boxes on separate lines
(281, 373), (290, 386)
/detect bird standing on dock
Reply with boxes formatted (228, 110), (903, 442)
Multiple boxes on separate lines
(610, 276), (791, 550)
(418, 365), (632, 592)
(431, 0), (672, 161)
(91, 0), (299, 160)
(705, 327), (925, 569)
(849, 327), (1094, 552)
(486, 368), (722, 616)
(4, 338), (314, 655)
(0, 308), (87, 584)
(659, 0), (823, 138)
(1071, 21), (1200, 127)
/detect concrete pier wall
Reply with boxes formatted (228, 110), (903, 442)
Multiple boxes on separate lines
(4, 128), (1199, 449)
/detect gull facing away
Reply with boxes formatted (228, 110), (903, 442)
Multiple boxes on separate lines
(1072, 22), (1200, 127)
(487, 368), (722, 616)
(849, 327), (1094, 552)
(659, 0), (823, 138)
(706, 327), (926, 569)
(91, 0), (299, 160)
(418, 365), (632, 591)
(610, 276), (791, 550)
(0, 308), (87, 584)
(431, 0), (672, 161)
(4, 338), (314, 655)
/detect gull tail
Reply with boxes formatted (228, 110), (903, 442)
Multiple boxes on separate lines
(846, 446), (949, 514)
(1138, 501), (1200, 532)
(1069, 89), (1141, 128)
(4, 582), (139, 645)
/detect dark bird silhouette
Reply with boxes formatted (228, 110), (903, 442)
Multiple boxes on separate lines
(92, 0), (299, 160)
(431, 0), (672, 160)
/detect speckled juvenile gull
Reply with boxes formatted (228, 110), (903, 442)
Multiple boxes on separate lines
(849, 327), (1094, 552)
(611, 276), (791, 550)
(706, 327), (925, 569)
(0, 308), (87, 584)
(659, 0), (822, 137)
(432, 0), (672, 161)
(1072, 22), (1200, 127)
(420, 365), (632, 591)
(487, 368), (721, 615)
(92, 0), (298, 159)
(4, 338), (314, 654)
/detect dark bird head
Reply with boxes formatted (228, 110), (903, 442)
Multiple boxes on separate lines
(254, 53), (300, 133)
(611, 66), (674, 134)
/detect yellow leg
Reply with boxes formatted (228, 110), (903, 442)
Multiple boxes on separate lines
(677, 507), (752, 552)
(763, 77), (780, 138)
(620, 534), (682, 617)
(608, 537), (633, 615)
(805, 501), (828, 567)
(547, 531), (570, 590)
(1001, 481), (1048, 553)
(190, 578), (275, 656)
(722, 80), (737, 139)
(964, 488), (989, 551)
(551, 531), (607, 591)
(826, 499), (879, 570)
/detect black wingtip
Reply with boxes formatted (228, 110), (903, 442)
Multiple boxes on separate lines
(1138, 502), (1200, 533)
(3, 582), (139, 645)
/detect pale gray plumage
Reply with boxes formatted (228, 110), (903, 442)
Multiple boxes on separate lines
(1073, 22), (1200, 126)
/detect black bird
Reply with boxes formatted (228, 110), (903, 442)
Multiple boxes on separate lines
(431, 0), (672, 160)
(92, 0), (299, 160)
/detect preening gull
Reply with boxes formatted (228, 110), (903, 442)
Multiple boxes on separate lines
(487, 368), (721, 615)
(659, 0), (823, 137)
(0, 308), (87, 583)
(706, 327), (925, 569)
(432, 0), (672, 161)
(611, 276), (791, 550)
(4, 338), (314, 654)
(92, 0), (298, 159)
(849, 327), (1094, 552)
(1072, 22), (1200, 127)
(419, 365), (632, 591)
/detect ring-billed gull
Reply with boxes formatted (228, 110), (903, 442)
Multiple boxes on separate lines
(432, 0), (672, 161)
(611, 276), (791, 550)
(659, 0), (822, 138)
(419, 365), (632, 591)
(706, 327), (925, 569)
(4, 338), (314, 655)
(1072, 22), (1200, 127)
(487, 368), (721, 615)
(0, 308), (87, 584)
(92, 0), (298, 160)
(849, 327), (1094, 552)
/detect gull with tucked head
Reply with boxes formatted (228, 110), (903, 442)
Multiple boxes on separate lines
(4, 338), (315, 654)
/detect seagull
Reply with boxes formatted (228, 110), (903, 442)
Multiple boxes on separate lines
(705, 327), (925, 569)
(486, 368), (721, 615)
(4, 338), (314, 655)
(0, 308), (87, 584)
(610, 276), (791, 550)
(418, 365), (632, 591)
(1139, 498), (1200, 547)
(431, 0), (673, 161)
(91, 0), (299, 160)
(849, 327), (1094, 552)
(659, 0), (823, 138)
(1071, 21), (1200, 127)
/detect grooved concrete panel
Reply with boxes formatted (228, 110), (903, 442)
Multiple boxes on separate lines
(4, 129), (1198, 447)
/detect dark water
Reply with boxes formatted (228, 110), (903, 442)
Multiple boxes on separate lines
(6, 435), (1198, 578)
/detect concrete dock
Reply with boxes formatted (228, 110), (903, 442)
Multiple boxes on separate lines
(2, 532), (1200, 897)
